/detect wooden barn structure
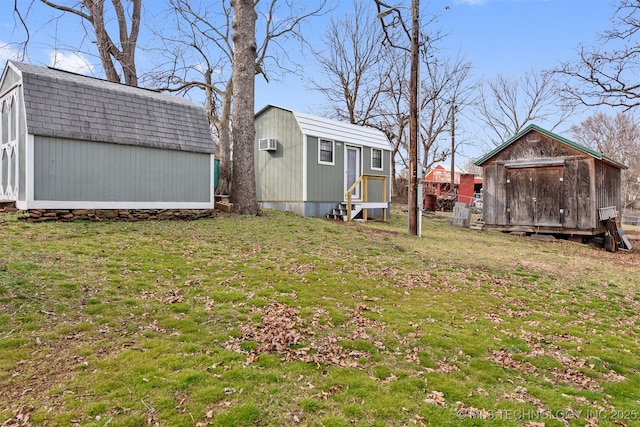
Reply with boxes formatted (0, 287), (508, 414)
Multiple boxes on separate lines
(474, 124), (627, 236)
(0, 61), (215, 213)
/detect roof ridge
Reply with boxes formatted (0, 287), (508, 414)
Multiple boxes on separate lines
(475, 124), (627, 169)
(9, 61), (199, 108)
(4, 61), (213, 154)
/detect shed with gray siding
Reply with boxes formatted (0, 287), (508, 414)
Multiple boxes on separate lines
(475, 124), (627, 235)
(254, 105), (392, 218)
(0, 61), (214, 211)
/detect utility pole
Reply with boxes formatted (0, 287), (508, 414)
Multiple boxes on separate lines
(375, 0), (420, 236)
(408, 0), (419, 235)
(450, 97), (455, 195)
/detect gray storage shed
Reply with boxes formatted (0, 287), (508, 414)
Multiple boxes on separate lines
(254, 105), (392, 219)
(0, 61), (214, 211)
(475, 124), (627, 235)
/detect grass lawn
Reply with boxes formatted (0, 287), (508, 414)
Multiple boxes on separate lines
(1, 207), (639, 426)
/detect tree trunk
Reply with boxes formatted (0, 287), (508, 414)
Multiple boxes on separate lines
(205, 67), (233, 196)
(216, 80), (233, 196)
(83, 0), (140, 85)
(230, 0), (259, 215)
(86, 0), (121, 83)
(41, 0), (140, 86)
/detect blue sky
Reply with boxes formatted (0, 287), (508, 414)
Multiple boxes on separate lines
(257, 0), (615, 116)
(0, 0), (619, 163)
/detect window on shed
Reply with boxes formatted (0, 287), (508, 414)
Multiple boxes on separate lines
(319, 139), (334, 165)
(371, 148), (383, 170)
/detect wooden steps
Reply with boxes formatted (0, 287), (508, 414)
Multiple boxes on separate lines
(215, 195), (233, 212)
(326, 201), (389, 221)
(470, 219), (485, 230)
(326, 202), (361, 221)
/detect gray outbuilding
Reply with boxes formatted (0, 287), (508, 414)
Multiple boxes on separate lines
(0, 61), (214, 211)
(254, 105), (392, 219)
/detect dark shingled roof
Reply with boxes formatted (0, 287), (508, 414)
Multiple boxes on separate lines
(8, 61), (214, 154)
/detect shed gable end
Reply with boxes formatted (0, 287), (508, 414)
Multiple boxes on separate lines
(489, 131), (584, 164)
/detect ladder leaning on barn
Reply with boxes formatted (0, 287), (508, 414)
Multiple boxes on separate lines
(327, 174), (388, 222)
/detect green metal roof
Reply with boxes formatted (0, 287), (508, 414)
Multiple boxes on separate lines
(474, 124), (627, 170)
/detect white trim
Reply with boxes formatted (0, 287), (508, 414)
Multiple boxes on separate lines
(302, 133), (308, 201)
(344, 145), (361, 200)
(0, 88), (20, 200)
(20, 200), (215, 210)
(25, 134), (34, 206)
(370, 148), (383, 171)
(504, 159), (566, 168)
(388, 151), (392, 202)
(318, 138), (335, 166)
(351, 202), (388, 209)
(210, 153), (216, 195)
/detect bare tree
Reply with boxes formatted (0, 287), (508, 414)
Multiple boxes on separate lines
(570, 111), (640, 207)
(556, 0), (640, 110)
(376, 50), (411, 194)
(36, 0), (141, 85)
(151, 0), (327, 197)
(419, 54), (474, 171)
(475, 69), (573, 147)
(150, 0), (235, 194)
(462, 159), (482, 176)
(313, 0), (411, 193)
(313, 0), (387, 125)
(316, 0), (466, 197)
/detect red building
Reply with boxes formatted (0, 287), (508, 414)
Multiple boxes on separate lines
(422, 165), (482, 210)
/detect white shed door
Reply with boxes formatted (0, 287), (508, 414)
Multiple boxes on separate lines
(345, 146), (361, 200)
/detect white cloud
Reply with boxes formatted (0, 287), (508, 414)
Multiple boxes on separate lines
(49, 51), (94, 74)
(0, 43), (21, 62)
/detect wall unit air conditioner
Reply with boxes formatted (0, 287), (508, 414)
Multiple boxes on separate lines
(259, 138), (277, 151)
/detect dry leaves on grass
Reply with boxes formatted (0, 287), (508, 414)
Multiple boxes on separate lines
(488, 349), (537, 374)
(286, 263), (316, 275)
(342, 303), (386, 341)
(314, 385), (342, 400)
(162, 289), (184, 304)
(225, 303), (370, 367)
(484, 313), (504, 323)
(424, 390), (447, 407)
(1, 405), (34, 427)
(548, 368), (601, 391)
(501, 385), (540, 405)
(489, 343), (623, 391)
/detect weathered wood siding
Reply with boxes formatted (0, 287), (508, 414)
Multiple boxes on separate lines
(482, 163), (508, 225)
(254, 108), (303, 202)
(563, 158), (595, 229)
(34, 136), (211, 202)
(595, 161), (622, 215)
(506, 166), (564, 227)
(481, 130), (606, 230)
